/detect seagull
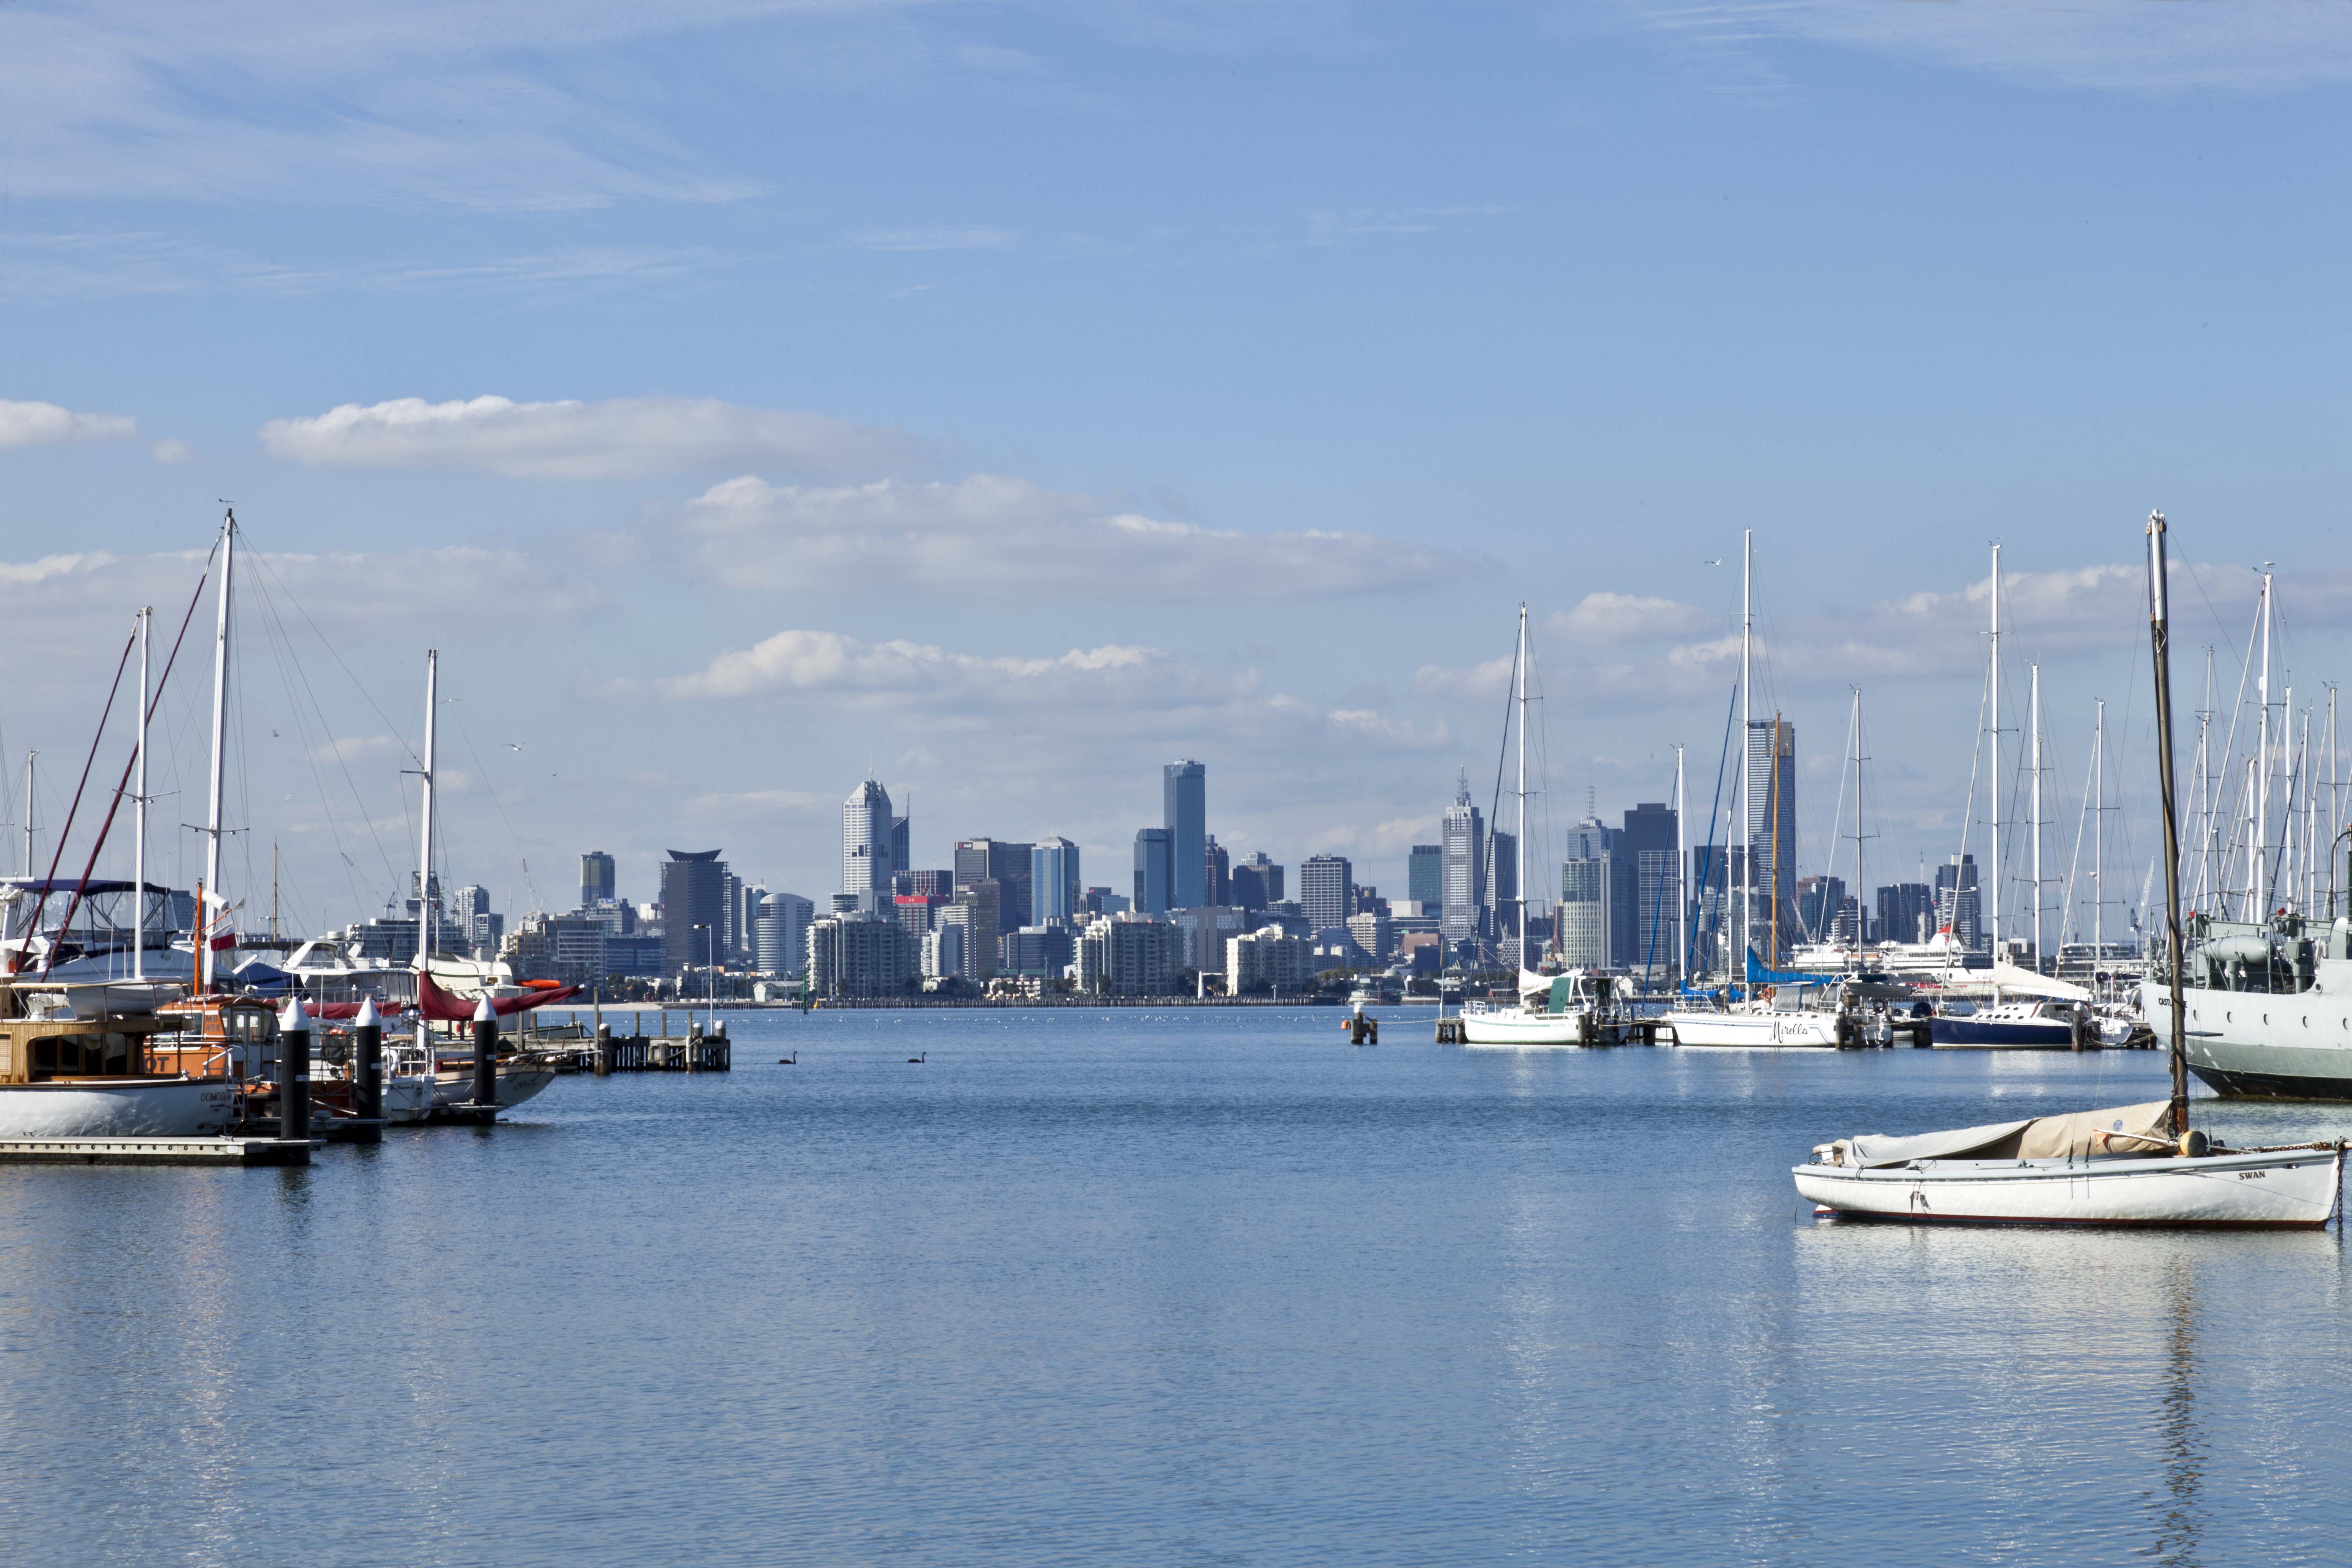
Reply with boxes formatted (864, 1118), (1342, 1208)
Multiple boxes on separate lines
(508, 742), (526, 752)
(1701, 558), (1723, 567)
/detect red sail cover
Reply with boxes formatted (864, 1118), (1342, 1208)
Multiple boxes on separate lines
(418, 972), (582, 1021)
(311, 1001), (409, 1021)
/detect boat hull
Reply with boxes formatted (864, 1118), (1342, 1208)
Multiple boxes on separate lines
(2143, 980), (2352, 1099)
(1458, 1010), (1628, 1047)
(1926, 1016), (2076, 1048)
(0, 1078), (235, 1139)
(1665, 1011), (1841, 1048)
(1794, 1145), (2344, 1227)
(427, 1068), (555, 1118)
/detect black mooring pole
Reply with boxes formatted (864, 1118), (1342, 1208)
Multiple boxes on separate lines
(354, 995), (384, 1123)
(277, 996), (312, 1142)
(471, 994), (499, 1116)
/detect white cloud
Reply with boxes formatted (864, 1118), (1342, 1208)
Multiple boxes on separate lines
(604, 629), (1176, 702)
(1546, 591), (1712, 645)
(150, 439), (195, 463)
(0, 399), (137, 449)
(260, 395), (915, 480)
(847, 227), (1018, 251)
(307, 735), (405, 766)
(678, 473), (1485, 597)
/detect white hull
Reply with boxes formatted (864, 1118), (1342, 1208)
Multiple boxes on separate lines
(1459, 1010), (1625, 1047)
(0, 1078), (235, 1139)
(384, 1076), (435, 1124)
(1795, 1145), (2344, 1227)
(428, 1068), (555, 1117)
(2141, 978), (2352, 1099)
(1665, 1010), (1841, 1048)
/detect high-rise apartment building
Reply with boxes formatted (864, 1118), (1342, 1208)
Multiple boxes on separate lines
(953, 879), (1001, 978)
(1621, 802), (1679, 977)
(1132, 828), (1172, 916)
(1935, 855), (1983, 950)
(1408, 845), (1443, 908)
(1164, 761), (1207, 909)
(659, 850), (729, 976)
(1746, 719), (1798, 957)
(1441, 772), (1485, 944)
(1032, 838), (1080, 924)
(1299, 853), (1353, 932)
(843, 779), (894, 907)
(579, 851), (615, 911)
(807, 913), (917, 998)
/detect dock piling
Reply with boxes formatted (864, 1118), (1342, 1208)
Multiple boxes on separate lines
(277, 996), (312, 1144)
(469, 995), (500, 1118)
(353, 995), (384, 1139)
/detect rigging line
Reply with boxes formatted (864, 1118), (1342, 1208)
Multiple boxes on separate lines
(244, 549), (419, 766)
(1687, 682), (1738, 985)
(14, 627), (138, 963)
(244, 565), (375, 924)
(447, 697), (546, 915)
(2208, 590), (2262, 908)
(2059, 728), (2096, 949)
(1810, 695), (1857, 947)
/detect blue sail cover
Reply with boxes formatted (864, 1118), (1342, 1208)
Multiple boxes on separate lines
(1745, 951), (1843, 986)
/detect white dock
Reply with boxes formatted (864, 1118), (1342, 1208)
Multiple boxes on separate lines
(0, 1136), (320, 1166)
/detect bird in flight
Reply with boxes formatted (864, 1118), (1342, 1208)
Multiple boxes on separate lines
(1701, 558), (1723, 567)
(508, 742), (526, 752)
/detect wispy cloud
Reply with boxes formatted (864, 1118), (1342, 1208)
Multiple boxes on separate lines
(0, 399), (137, 449)
(678, 472), (1488, 597)
(846, 227), (1018, 252)
(261, 395), (916, 480)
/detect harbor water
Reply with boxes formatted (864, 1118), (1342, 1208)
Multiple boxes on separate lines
(3, 1008), (2347, 1566)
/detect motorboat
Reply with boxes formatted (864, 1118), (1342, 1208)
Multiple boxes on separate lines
(1666, 980), (1890, 1049)
(1927, 999), (2086, 1049)
(1794, 1099), (2342, 1227)
(1460, 970), (1630, 1047)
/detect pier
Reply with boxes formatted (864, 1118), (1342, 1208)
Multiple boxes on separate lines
(0, 1136), (319, 1166)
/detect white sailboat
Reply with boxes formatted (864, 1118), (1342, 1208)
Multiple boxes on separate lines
(1796, 512), (2347, 1227)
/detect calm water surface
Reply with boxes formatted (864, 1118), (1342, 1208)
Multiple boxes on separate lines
(2, 1008), (2346, 1566)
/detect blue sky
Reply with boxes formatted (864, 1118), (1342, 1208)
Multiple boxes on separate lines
(3, 1), (2350, 936)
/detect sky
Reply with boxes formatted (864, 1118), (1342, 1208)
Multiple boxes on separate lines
(5, 0), (2352, 941)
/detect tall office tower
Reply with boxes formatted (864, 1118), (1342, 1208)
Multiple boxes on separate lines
(1132, 828), (1173, 916)
(1032, 837), (1080, 924)
(1164, 761), (1207, 909)
(844, 779), (894, 905)
(1875, 882), (1934, 946)
(1299, 854), (1353, 932)
(1621, 801), (1679, 977)
(1794, 875), (1849, 943)
(1935, 854), (1983, 950)
(1230, 852), (1282, 910)
(1408, 845), (1443, 908)
(1203, 836), (1230, 906)
(755, 891), (814, 975)
(1745, 718), (1798, 957)
(898, 869), (953, 900)
(659, 849), (729, 975)
(955, 838), (1031, 931)
(737, 881), (767, 957)
(580, 851), (616, 911)
(1485, 830), (1518, 952)
(1440, 771), (1485, 944)
(890, 814), (909, 884)
(720, 871), (741, 955)
(952, 880), (1000, 977)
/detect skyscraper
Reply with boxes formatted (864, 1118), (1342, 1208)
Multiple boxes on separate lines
(1563, 818), (1634, 972)
(890, 814), (910, 883)
(1164, 761), (1206, 910)
(1485, 830), (1518, 956)
(579, 850), (615, 911)
(1032, 837), (1080, 924)
(1621, 802), (1679, 977)
(1876, 882), (1934, 945)
(1299, 853), (1352, 932)
(1230, 852), (1280, 911)
(844, 779), (894, 906)
(955, 838), (1030, 932)
(1746, 718), (1797, 958)
(1132, 828), (1173, 916)
(1935, 855), (1982, 950)
(1203, 836), (1230, 906)
(660, 850), (728, 976)
(1441, 771), (1485, 944)
(1408, 845), (1443, 908)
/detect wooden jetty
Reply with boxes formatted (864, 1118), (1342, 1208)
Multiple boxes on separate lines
(524, 1014), (732, 1075)
(0, 1136), (319, 1166)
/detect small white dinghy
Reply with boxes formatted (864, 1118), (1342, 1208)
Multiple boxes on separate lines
(1794, 1100), (2344, 1228)
(1794, 513), (2351, 1231)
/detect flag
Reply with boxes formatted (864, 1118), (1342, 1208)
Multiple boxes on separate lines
(201, 888), (237, 952)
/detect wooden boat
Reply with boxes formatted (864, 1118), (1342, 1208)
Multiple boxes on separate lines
(0, 984), (232, 1137)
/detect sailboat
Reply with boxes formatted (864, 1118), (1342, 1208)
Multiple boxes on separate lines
(1795, 513), (2346, 1226)
(1459, 606), (1630, 1047)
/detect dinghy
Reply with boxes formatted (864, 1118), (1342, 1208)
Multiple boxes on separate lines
(1793, 513), (2347, 1229)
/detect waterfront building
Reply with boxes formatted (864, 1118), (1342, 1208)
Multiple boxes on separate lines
(843, 779), (894, 909)
(1169, 905), (1248, 973)
(894, 892), (945, 939)
(756, 892), (814, 976)
(1226, 927), (1310, 995)
(1164, 761), (1207, 909)
(922, 921), (968, 982)
(1204, 836), (1230, 906)
(1299, 854), (1352, 932)
(1229, 853), (1281, 911)
(604, 931), (665, 977)
(1001, 923), (1075, 978)
(1132, 828), (1173, 916)
(1078, 914), (1180, 996)
(1441, 772), (1485, 944)
(953, 879), (1000, 978)
(1032, 838), (1080, 924)
(1346, 910), (1393, 963)
(660, 850), (729, 977)
(505, 912), (608, 985)
(807, 913), (917, 998)
(579, 851), (615, 911)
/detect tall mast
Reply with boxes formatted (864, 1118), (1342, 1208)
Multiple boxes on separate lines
(2147, 512), (2189, 1137)
(1989, 544), (2002, 962)
(200, 510), (235, 993)
(2092, 698), (2104, 960)
(20, 753), (31, 877)
(2030, 662), (2042, 972)
(417, 649), (438, 976)
(2257, 569), (2272, 918)
(1851, 688), (1865, 949)
(134, 606), (150, 983)
(1738, 529), (1752, 988)
(2195, 650), (2214, 910)
(1674, 743), (1687, 984)
(1515, 603), (1528, 971)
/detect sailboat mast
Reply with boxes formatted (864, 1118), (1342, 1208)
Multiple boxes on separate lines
(20, 753), (31, 877)
(1989, 544), (2002, 963)
(2257, 570), (2272, 918)
(134, 606), (149, 983)
(2147, 513), (2188, 1137)
(2093, 698), (2104, 959)
(1851, 689), (1864, 950)
(2030, 662), (2042, 972)
(2194, 651), (2213, 909)
(1739, 530), (1752, 988)
(417, 650), (438, 984)
(1516, 603), (1528, 971)
(1674, 743), (1687, 984)
(200, 511), (235, 993)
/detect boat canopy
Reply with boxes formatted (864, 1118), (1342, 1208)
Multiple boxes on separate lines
(1840, 1101), (2174, 1168)
(1981, 962), (2092, 1001)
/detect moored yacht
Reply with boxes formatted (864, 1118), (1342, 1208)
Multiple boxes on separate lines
(1460, 970), (1630, 1047)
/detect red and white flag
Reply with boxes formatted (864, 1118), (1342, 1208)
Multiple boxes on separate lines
(201, 888), (238, 952)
